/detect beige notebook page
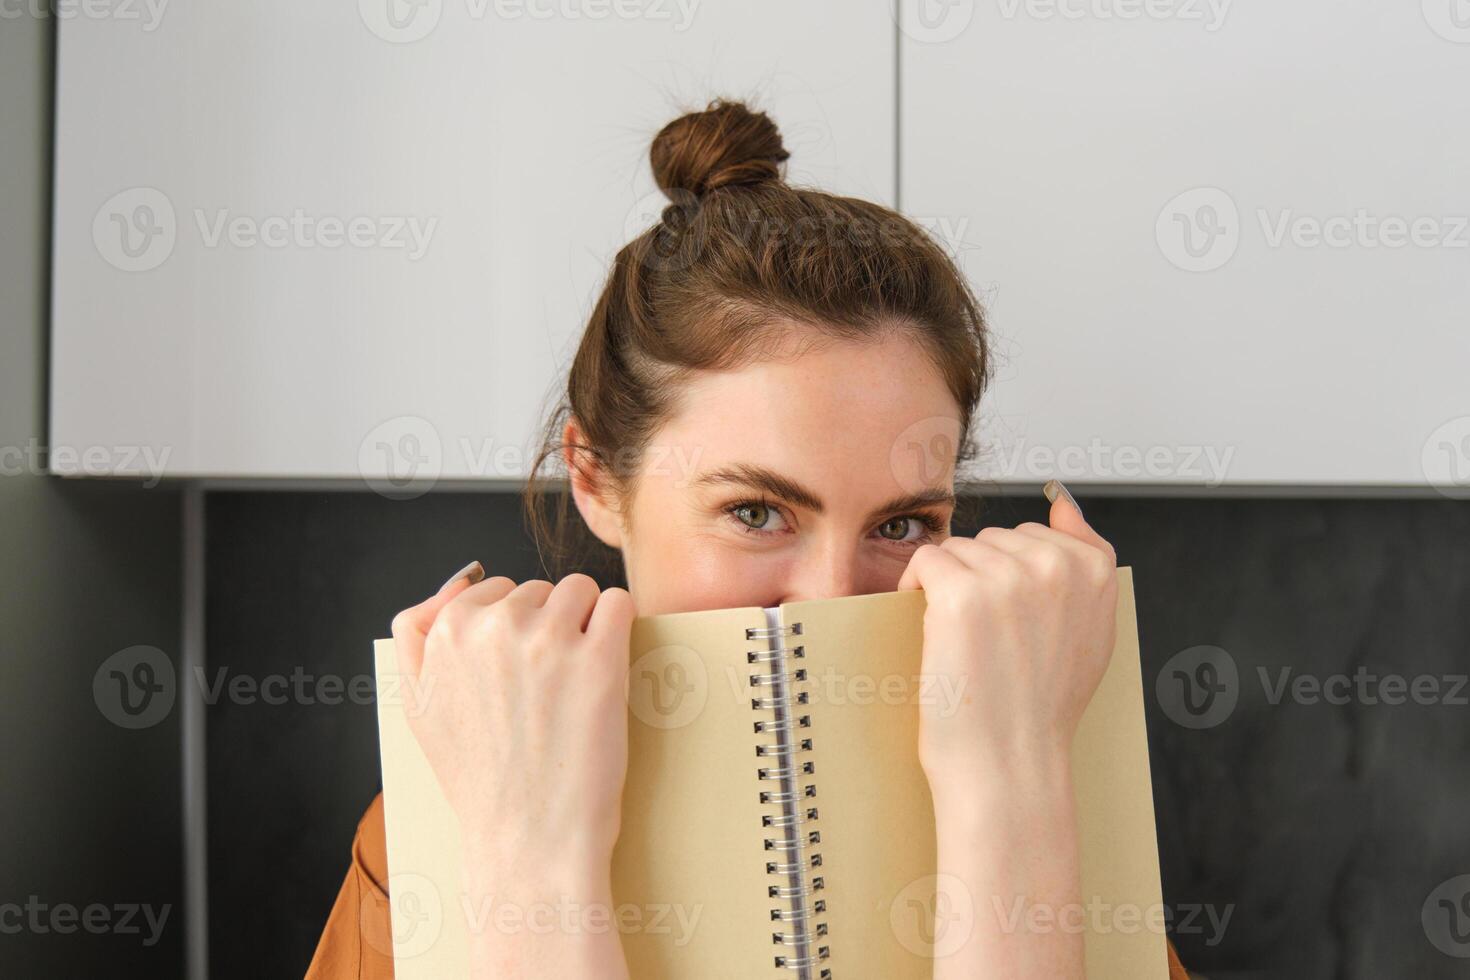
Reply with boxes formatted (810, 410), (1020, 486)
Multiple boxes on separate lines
(374, 605), (778, 979)
(610, 605), (777, 978)
(373, 636), (467, 977)
(788, 565), (1166, 979)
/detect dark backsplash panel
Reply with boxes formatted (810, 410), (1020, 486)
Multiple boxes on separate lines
(204, 490), (1470, 979)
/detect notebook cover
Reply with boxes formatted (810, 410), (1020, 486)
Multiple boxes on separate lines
(372, 567), (1164, 978)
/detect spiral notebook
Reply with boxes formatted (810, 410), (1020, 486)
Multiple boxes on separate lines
(372, 567), (1167, 979)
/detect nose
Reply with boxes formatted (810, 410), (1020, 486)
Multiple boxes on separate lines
(771, 535), (866, 606)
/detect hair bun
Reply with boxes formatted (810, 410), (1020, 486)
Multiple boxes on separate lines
(650, 99), (790, 199)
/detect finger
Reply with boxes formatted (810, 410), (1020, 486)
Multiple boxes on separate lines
(449, 573), (520, 611)
(897, 541), (974, 592)
(1043, 479), (1113, 558)
(586, 587), (638, 646)
(542, 573), (603, 631)
(1012, 521), (1116, 568)
(897, 543), (933, 592)
(970, 525), (1032, 556)
(391, 560), (486, 680)
(939, 532), (1026, 571)
(500, 578), (556, 608)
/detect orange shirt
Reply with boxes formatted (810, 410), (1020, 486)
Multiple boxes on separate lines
(306, 792), (1191, 979)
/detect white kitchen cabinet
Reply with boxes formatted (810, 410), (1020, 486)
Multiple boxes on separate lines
(900, 0), (1470, 490)
(51, 2), (895, 483)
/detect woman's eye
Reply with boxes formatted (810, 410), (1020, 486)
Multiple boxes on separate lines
(878, 517), (921, 542)
(876, 514), (945, 545)
(731, 502), (786, 533)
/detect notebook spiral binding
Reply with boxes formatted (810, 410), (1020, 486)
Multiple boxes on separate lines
(747, 618), (830, 980)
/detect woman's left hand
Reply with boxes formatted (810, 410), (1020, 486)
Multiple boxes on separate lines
(895, 481), (1118, 979)
(896, 481), (1119, 794)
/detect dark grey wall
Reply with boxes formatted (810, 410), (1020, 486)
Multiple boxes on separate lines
(0, 13), (184, 978)
(201, 490), (562, 976)
(202, 489), (1470, 980)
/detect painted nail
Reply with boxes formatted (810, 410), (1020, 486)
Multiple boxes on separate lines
(1042, 479), (1082, 516)
(440, 560), (485, 591)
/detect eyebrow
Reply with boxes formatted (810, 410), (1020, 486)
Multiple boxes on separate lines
(689, 463), (956, 520)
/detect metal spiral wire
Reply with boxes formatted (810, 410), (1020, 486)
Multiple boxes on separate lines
(746, 620), (830, 979)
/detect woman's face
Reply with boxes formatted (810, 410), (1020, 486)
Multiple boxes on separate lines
(571, 326), (963, 615)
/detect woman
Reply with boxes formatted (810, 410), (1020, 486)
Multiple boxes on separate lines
(307, 99), (1190, 979)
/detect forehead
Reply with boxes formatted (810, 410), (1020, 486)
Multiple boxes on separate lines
(649, 329), (963, 501)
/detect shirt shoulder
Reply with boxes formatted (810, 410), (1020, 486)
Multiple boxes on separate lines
(1167, 936), (1190, 979)
(304, 792), (395, 980)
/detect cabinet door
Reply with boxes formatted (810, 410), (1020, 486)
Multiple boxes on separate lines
(52, 2), (895, 483)
(900, 1), (1470, 490)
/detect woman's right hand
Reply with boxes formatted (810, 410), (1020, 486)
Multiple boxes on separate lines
(389, 562), (638, 978)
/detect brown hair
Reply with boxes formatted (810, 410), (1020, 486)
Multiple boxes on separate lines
(522, 98), (992, 581)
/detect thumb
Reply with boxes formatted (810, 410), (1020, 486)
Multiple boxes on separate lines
(1043, 480), (1113, 558)
(391, 560), (485, 681)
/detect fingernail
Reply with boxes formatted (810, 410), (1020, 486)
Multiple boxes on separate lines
(1043, 479), (1082, 516)
(441, 560), (485, 591)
